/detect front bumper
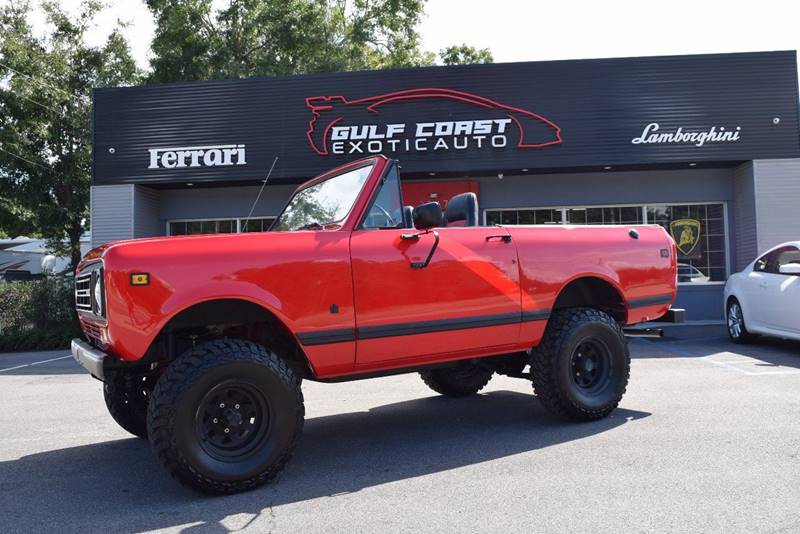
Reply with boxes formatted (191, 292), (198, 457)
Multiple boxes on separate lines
(71, 338), (107, 380)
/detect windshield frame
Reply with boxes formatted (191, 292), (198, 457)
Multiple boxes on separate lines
(270, 158), (379, 232)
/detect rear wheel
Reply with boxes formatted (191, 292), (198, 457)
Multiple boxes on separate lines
(420, 364), (493, 397)
(727, 298), (756, 344)
(103, 371), (150, 439)
(530, 308), (629, 421)
(147, 339), (304, 494)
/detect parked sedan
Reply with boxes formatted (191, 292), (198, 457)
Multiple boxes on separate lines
(724, 241), (800, 343)
(678, 263), (710, 283)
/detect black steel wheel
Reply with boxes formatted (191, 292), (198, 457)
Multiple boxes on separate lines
(570, 339), (613, 393)
(148, 339), (304, 494)
(196, 380), (272, 461)
(530, 307), (629, 421)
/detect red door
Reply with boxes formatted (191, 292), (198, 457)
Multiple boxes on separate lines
(401, 180), (479, 209)
(349, 226), (522, 370)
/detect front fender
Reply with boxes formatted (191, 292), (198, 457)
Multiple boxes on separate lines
(97, 231), (355, 362)
(105, 276), (293, 361)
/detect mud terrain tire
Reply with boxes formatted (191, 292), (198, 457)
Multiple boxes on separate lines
(530, 308), (629, 421)
(420, 365), (493, 397)
(104, 371), (150, 439)
(147, 338), (304, 494)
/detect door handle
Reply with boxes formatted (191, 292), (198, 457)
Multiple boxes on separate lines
(759, 282), (769, 289)
(486, 234), (512, 243)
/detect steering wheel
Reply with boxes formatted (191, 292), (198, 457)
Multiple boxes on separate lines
(368, 204), (397, 228)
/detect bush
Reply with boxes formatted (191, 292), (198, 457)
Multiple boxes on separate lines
(0, 276), (81, 352)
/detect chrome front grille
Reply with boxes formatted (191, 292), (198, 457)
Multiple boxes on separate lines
(75, 272), (93, 312)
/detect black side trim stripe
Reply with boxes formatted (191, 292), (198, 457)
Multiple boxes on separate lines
(298, 309), (551, 346)
(358, 312), (522, 340)
(628, 294), (673, 309)
(297, 328), (356, 346)
(522, 310), (551, 322)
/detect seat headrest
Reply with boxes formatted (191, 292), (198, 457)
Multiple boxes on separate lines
(444, 192), (479, 226)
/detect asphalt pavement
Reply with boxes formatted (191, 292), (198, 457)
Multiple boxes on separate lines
(1, 326), (799, 533)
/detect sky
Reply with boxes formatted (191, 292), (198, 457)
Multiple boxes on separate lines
(18, 0), (800, 71)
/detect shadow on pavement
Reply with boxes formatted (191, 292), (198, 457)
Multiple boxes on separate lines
(0, 390), (649, 533)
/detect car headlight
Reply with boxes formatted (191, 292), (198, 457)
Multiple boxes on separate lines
(92, 268), (104, 316)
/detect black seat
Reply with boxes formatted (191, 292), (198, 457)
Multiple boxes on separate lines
(443, 192), (479, 226)
(402, 205), (414, 228)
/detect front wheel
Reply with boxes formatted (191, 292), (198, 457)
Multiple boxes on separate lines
(727, 298), (756, 344)
(530, 308), (629, 421)
(147, 339), (304, 494)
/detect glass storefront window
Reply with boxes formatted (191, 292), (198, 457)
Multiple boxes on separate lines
(485, 203), (727, 283)
(168, 217), (276, 235)
(567, 207), (643, 225)
(240, 217), (276, 232)
(486, 208), (560, 226)
(170, 219), (237, 235)
(647, 203), (726, 283)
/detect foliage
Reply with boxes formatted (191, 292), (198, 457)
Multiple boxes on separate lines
(0, 326), (77, 352)
(146, 0), (436, 82)
(439, 44), (493, 66)
(272, 191), (340, 231)
(0, 276), (80, 352)
(146, 0), (493, 83)
(0, 0), (140, 269)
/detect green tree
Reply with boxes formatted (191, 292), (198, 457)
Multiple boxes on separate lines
(146, 0), (443, 82)
(0, 0), (140, 269)
(439, 43), (493, 66)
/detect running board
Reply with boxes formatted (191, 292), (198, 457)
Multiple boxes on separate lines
(623, 327), (664, 339)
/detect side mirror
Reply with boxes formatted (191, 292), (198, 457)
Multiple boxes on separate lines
(779, 263), (800, 275)
(412, 202), (442, 231)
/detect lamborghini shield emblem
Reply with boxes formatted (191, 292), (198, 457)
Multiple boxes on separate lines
(669, 219), (702, 256)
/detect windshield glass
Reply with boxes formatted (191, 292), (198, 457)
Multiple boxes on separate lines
(362, 163), (403, 229)
(272, 163), (373, 231)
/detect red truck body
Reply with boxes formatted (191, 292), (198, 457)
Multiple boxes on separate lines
(77, 156), (676, 379)
(72, 154), (677, 494)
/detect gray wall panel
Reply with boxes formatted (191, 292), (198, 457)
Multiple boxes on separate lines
(475, 167), (733, 209)
(753, 159), (800, 251)
(90, 185), (134, 247)
(158, 184), (295, 233)
(133, 186), (161, 238)
(731, 162), (757, 270)
(673, 284), (724, 321)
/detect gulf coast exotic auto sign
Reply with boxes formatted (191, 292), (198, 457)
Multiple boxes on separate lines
(304, 88), (562, 157)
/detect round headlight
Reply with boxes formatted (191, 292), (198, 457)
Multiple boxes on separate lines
(93, 274), (103, 315)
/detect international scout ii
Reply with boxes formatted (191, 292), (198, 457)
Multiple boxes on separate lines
(72, 155), (677, 494)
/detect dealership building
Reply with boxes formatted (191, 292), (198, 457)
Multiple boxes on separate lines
(91, 50), (800, 320)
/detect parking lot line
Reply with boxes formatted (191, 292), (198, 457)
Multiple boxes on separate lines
(701, 356), (800, 376)
(634, 338), (800, 376)
(0, 355), (72, 373)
